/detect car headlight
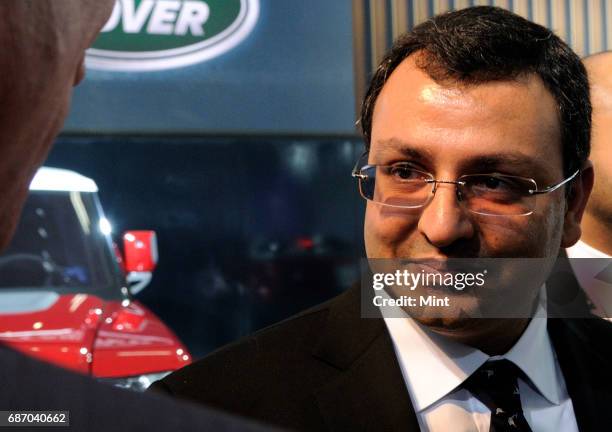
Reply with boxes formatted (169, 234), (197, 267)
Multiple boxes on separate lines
(98, 371), (172, 392)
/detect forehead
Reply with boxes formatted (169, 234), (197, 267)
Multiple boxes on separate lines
(369, 56), (562, 174)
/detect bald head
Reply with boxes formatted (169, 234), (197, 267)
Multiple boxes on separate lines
(581, 51), (612, 251)
(0, 0), (114, 251)
(585, 52), (612, 111)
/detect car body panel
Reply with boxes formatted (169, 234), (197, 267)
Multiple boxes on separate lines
(0, 293), (190, 377)
(92, 299), (190, 377)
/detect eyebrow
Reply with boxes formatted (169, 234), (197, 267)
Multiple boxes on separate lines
(371, 138), (434, 163)
(464, 154), (542, 173)
(463, 153), (562, 181)
(372, 138), (551, 176)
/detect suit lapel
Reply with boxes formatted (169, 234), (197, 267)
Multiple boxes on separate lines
(312, 285), (420, 431)
(548, 318), (612, 430)
(547, 251), (593, 318)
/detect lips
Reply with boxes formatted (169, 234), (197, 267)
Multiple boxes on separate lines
(398, 258), (482, 273)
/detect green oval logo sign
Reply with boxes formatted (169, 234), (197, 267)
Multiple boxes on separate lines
(86, 0), (259, 71)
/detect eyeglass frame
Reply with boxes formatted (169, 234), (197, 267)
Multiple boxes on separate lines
(351, 152), (580, 216)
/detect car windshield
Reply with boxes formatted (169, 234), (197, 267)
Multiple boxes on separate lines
(0, 191), (123, 300)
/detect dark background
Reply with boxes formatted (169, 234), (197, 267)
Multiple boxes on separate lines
(46, 136), (365, 357)
(55, 0), (360, 359)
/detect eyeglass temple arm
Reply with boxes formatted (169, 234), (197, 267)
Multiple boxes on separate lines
(529, 169), (580, 195)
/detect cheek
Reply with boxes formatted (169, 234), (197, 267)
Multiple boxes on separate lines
(364, 202), (420, 257)
(476, 202), (563, 257)
(477, 217), (532, 253)
(539, 198), (565, 255)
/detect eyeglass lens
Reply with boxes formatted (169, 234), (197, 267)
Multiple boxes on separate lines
(359, 166), (537, 216)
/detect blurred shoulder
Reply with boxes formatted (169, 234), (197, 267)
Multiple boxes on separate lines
(550, 316), (612, 360)
(152, 290), (351, 400)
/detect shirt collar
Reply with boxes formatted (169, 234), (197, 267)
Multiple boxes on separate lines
(493, 305), (561, 406)
(382, 289), (560, 412)
(566, 240), (610, 259)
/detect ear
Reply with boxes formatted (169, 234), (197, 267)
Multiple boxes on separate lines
(73, 55), (86, 86)
(561, 161), (594, 248)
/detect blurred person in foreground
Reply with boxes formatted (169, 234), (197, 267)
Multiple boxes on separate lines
(0, 1), (270, 430)
(564, 51), (612, 318)
(153, 7), (612, 431)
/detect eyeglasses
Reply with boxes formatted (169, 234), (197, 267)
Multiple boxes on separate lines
(351, 155), (579, 217)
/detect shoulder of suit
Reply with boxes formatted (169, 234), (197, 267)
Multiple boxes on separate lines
(158, 289), (352, 395)
(554, 317), (612, 359)
(0, 348), (264, 431)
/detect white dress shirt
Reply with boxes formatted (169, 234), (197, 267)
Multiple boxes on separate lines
(567, 239), (610, 260)
(566, 240), (612, 319)
(381, 295), (579, 432)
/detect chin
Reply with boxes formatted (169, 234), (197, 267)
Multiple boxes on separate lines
(417, 317), (502, 343)
(418, 316), (483, 331)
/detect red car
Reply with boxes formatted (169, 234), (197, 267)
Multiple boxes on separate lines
(0, 167), (190, 391)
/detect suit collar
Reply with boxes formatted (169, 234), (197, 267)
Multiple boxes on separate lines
(312, 284), (384, 369)
(546, 252), (594, 318)
(548, 318), (612, 431)
(312, 285), (420, 431)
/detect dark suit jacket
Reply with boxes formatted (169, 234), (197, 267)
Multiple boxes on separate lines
(546, 250), (594, 318)
(0, 345), (273, 431)
(152, 285), (612, 431)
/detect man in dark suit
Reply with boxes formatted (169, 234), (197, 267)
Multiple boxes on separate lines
(0, 1), (272, 430)
(153, 6), (612, 431)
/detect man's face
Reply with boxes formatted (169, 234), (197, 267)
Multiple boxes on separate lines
(365, 57), (567, 261)
(364, 56), (573, 334)
(0, 0), (114, 251)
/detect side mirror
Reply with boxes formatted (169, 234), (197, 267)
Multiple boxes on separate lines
(123, 231), (158, 295)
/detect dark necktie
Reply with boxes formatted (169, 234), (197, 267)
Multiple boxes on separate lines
(463, 360), (533, 432)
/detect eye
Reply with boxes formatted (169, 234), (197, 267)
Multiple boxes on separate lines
(466, 174), (529, 196)
(480, 176), (504, 190)
(388, 165), (425, 181)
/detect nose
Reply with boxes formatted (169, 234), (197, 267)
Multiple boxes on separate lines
(417, 182), (475, 248)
